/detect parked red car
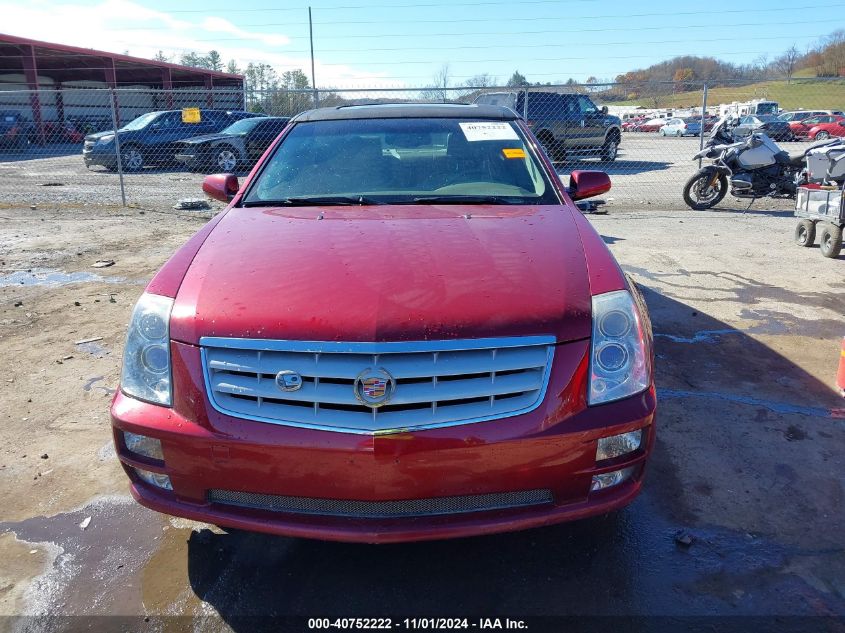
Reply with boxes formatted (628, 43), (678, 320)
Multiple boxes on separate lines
(790, 115), (845, 139)
(622, 117), (647, 131)
(637, 118), (668, 133)
(807, 119), (845, 140)
(110, 104), (656, 543)
(43, 121), (85, 144)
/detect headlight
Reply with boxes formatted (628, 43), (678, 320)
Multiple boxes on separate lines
(589, 290), (651, 405)
(98, 134), (114, 144)
(121, 292), (173, 406)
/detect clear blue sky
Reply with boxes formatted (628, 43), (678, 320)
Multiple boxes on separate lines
(5, 0), (839, 87)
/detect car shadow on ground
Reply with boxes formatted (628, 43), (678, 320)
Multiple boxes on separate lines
(556, 159), (673, 177)
(182, 288), (844, 627)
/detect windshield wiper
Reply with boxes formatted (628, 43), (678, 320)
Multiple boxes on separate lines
(409, 195), (514, 205)
(242, 195), (383, 207)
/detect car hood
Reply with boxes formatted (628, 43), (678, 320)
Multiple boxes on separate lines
(84, 130), (116, 142)
(170, 204), (593, 345)
(176, 132), (242, 146)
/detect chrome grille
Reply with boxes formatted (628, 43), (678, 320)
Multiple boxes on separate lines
(208, 488), (554, 518)
(201, 336), (555, 434)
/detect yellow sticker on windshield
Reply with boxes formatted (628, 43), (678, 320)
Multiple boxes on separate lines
(182, 107), (201, 123)
(502, 148), (526, 159)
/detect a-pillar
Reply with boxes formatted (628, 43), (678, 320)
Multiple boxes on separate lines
(20, 44), (45, 145)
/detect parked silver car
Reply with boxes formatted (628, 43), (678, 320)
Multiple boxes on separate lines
(660, 117), (702, 137)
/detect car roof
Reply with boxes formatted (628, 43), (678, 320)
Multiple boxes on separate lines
(292, 103), (519, 122)
(148, 109), (257, 115)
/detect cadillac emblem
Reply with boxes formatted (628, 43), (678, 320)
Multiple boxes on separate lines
(354, 367), (396, 408)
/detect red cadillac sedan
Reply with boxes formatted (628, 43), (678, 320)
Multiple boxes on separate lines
(110, 104), (656, 543)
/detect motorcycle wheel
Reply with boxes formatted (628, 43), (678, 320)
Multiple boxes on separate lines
(682, 171), (728, 210)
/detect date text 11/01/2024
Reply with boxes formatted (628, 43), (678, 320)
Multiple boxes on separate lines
(307, 618), (528, 630)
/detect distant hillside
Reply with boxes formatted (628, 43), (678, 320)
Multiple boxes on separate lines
(599, 30), (845, 104)
(610, 78), (845, 111)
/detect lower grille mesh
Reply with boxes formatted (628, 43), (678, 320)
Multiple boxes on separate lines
(207, 488), (554, 518)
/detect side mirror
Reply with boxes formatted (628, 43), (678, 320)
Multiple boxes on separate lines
(601, 105), (609, 115)
(568, 170), (611, 201)
(202, 173), (239, 203)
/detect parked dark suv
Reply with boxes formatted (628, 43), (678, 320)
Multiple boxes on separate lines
(83, 109), (263, 171)
(473, 91), (622, 162)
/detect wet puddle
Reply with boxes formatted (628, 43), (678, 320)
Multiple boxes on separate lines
(0, 497), (203, 618)
(1, 487), (842, 622)
(82, 376), (115, 395)
(0, 269), (124, 287)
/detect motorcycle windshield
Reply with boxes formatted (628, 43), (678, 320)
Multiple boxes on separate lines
(709, 116), (731, 140)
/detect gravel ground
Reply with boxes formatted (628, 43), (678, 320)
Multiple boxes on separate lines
(0, 134), (819, 211)
(0, 164), (842, 630)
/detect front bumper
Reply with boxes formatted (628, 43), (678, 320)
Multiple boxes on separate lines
(111, 340), (656, 543)
(83, 145), (116, 168)
(174, 152), (200, 170)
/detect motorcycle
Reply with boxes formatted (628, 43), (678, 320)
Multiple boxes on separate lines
(682, 117), (808, 210)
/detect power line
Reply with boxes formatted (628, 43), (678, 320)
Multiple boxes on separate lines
(0, 32), (823, 59)
(316, 49), (818, 67)
(112, 3), (845, 29)
(94, 18), (833, 51)
(165, 0), (607, 13)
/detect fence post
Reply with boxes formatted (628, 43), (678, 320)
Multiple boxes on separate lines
(698, 82), (708, 169)
(314, 87), (320, 108)
(108, 88), (127, 207)
(522, 85), (528, 120)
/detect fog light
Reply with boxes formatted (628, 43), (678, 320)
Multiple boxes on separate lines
(591, 466), (636, 492)
(123, 431), (164, 461)
(596, 429), (642, 461)
(134, 467), (172, 490)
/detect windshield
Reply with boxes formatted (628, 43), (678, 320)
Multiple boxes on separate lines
(120, 111), (161, 132)
(222, 117), (265, 135)
(709, 116), (733, 139)
(243, 117), (559, 206)
(756, 103), (778, 116)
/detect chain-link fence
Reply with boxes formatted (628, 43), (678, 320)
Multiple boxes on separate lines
(2, 78), (843, 210)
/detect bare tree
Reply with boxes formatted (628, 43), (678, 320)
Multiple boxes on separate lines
(464, 73), (496, 89)
(751, 54), (770, 79)
(820, 29), (845, 77)
(420, 64), (452, 102)
(774, 46), (801, 83)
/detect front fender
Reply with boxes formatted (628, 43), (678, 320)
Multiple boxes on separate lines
(699, 164), (731, 177)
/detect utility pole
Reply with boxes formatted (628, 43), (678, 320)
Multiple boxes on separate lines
(309, 7), (319, 106)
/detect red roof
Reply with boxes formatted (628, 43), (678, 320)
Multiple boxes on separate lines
(0, 32), (243, 87)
